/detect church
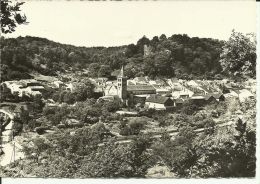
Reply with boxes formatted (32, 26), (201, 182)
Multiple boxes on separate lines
(103, 66), (156, 105)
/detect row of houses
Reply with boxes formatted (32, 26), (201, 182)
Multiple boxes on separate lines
(92, 67), (255, 110)
(1, 79), (45, 98)
(144, 93), (226, 110)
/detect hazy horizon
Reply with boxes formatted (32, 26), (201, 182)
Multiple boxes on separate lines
(5, 1), (256, 47)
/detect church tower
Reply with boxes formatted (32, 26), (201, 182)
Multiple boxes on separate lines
(117, 66), (127, 101)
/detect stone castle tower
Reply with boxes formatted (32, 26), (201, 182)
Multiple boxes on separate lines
(117, 66), (127, 101)
(143, 44), (152, 57)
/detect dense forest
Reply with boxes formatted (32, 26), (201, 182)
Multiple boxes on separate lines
(0, 31), (256, 82)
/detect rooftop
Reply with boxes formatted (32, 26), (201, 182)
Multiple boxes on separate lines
(127, 85), (155, 91)
(146, 95), (172, 104)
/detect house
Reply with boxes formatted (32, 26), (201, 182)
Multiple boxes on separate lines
(189, 95), (207, 106)
(166, 78), (179, 87)
(186, 80), (200, 87)
(2, 80), (45, 98)
(145, 95), (174, 110)
(171, 84), (194, 99)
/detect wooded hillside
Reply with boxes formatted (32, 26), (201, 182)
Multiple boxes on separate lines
(0, 31), (256, 81)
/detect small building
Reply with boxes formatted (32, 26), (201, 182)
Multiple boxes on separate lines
(189, 95), (206, 106)
(145, 95), (174, 110)
(171, 85), (194, 99)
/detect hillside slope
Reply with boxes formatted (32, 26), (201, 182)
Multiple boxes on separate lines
(0, 34), (225, 81)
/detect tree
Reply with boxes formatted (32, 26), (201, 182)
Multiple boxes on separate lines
(220, 30), (256, 79)
(74, 80), (95, 101)
(76, 136), (153, 178)
(119, 118), (146, 136)
(203, 118), (216, 135)
(1, 0), (27, 34)
(32, 95), (45, 113)
(0, 85), (13, 101)
(152, 126), (199, 177)
(63, 92), (76, 104)
(196, 118), (256, 177)
(20, 106), (30, 125)
(88, 63), (100, 78)
(98, 65), (112, 78)
(159, 34), (167, 41)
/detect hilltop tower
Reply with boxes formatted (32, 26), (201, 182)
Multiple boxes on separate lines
(117, 66), (127, 101)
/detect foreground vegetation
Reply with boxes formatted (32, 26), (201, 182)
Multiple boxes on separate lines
(0, 95), (256, 178)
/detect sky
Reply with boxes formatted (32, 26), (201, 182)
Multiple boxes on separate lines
(5, 0), (256, 47)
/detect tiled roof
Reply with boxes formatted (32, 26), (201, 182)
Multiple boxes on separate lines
(190, 95), (205, 100)
(146, 95), (172, 104)
(135, 77), (147, 82)
(127, 85), (155, 91)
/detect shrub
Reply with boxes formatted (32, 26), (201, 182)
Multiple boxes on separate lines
(35, 127), (47, 135)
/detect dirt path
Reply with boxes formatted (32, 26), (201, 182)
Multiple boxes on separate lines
(0, 109), (25, 166)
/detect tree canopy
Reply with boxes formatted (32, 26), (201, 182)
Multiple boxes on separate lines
(220, 30), (256, 79)
(1, 0), (27, 34)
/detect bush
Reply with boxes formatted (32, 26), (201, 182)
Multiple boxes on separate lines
(35, 127), (47, 135)
(119, 118), (146, 136)
(181, 103), (199, 115)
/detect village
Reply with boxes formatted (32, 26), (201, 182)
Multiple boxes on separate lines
(0, 66), (255, 111)
(0, 33), (257, 177)
(0, 65), (256, 176)
(0, 66), (256, 139)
